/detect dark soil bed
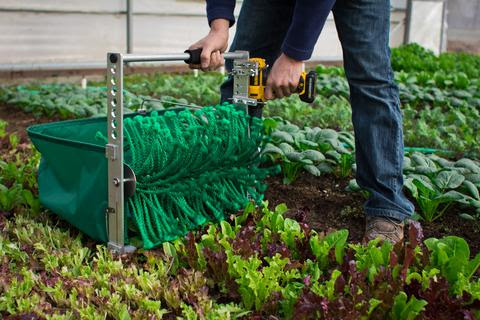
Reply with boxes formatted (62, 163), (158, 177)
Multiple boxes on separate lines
(264, 173), (365, 243)
(0, 103), (62, 143)
(264, 172), (480, 255)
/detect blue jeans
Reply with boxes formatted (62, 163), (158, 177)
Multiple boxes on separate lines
(221, 0), (414, 222)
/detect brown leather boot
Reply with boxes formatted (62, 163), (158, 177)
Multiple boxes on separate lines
(365, 216), (404, 244)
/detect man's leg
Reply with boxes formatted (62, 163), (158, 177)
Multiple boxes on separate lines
(332, 0), (414, 241)
(220, 0), (295, 116)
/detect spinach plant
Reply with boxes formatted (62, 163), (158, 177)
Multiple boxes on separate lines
(404, 171), (465, 222)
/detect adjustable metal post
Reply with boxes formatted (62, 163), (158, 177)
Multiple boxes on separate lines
(106, 53), (130, 253)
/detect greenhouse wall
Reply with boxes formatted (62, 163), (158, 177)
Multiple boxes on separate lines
(446, 0), (480, 43)
(0, 0), (462, 68)
(0, 0), (409, 67)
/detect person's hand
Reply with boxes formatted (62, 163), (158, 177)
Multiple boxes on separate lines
(265, 53), (304, 100)
(188, 19), (229, 71)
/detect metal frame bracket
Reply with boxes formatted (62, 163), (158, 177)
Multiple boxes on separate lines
(105, 144), (118, 161)
(231, 54), (258, 107)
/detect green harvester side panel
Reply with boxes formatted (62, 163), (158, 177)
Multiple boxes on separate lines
(27, 111), (176, 244)
(28, 117), (110, 242)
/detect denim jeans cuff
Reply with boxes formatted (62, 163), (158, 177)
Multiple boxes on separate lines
(364, 207), (411, 222)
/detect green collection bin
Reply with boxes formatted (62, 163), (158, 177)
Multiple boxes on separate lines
(27, 110), (176, 244)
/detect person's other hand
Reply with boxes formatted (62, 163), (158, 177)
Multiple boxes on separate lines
(188, 19), (229, 71)
(265, 53), (304, 100)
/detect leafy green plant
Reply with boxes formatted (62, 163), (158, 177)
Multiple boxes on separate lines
(124, 72), (224, 106)
(390, 291), (427, 320)
(337, 152), (355, 178)
(0, 133), (41, 214)
(264, 95), (353, 131)
(391, 43), (480, 79)
(404, 171), (465, 221)
(0, 83), (192, 119)
(403, 153), (480, 220)
(309, 229), (348, 270)
(262, 120), (354, 184)
(424, 236), (480, 293)
(227, 254), (302, 311)
(0, 119), (6, 138)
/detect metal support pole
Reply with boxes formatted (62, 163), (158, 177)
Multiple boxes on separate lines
(439, 0), (447, 53)
(106, 53), (127, 253)
(126, 0), (133, 53)
(404, 0), (413, 45)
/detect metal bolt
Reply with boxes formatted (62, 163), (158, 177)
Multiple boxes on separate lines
(113, 178), (120, 186)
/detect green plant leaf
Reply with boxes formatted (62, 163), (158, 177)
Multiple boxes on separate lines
(459, 213), (475, 221)
(425, 236), (470, 285)
(411, 153), (428, 167)
(279, 123), (300, 134)
(455, 158), (480, 173)
(300, 158), (314, 165)
(345, 179), (361, 192)
(465, 173), (480, 186)
(316, 129), (338, 140)
(434, 170), (465, 189)
(286, 152), (304, 162)
(327, 230), (348, 265)
(298, 139), (318, 148)
(368, 298), (382, 316)
(391, 292), (427, 320)
(404, 178), (418, 198)
(325, 150), (341, 162)
(262, 143), (284, 156)
(412, 178), (435, 195)
(415, 166), (437, 175)
(272, 131), (294, 144)
(436, 190), (466, 202)
(463, 180), (480, 199)
(275, 203), (288, 215)
(262, 118), (278, 133)
(317, 162), (334, 174)
(304, 164), (321, 177)
(466, 252), (480, 279)
(279, 142), (295, 155)
(301, 150), (325, 162)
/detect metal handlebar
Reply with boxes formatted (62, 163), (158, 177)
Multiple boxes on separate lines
(119, 51), (249, 63)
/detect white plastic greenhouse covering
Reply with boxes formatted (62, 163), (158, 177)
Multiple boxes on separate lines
(446, 0), (480, 45)
(0, 0), (447, 68)
(406, 1), (447, 54)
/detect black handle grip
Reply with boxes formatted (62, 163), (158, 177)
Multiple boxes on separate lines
(184, 48), (203, 64)
(299, 71), (317, 103)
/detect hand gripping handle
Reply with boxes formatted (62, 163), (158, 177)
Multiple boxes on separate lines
(184, 48), (203, 65)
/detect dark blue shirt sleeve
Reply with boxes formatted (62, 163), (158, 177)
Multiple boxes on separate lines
(282, 0), (337, 61)
(206, 0), (335, 60)
(206, 0), (236, 27)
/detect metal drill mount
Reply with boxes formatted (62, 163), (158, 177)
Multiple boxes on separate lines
(231, 60), (259, 107)
(105, 50), (251, 253)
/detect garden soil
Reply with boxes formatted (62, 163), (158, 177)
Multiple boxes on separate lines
(0, 103), (63, 143)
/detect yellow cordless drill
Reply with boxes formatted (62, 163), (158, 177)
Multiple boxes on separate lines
(247, 57), (317, 104)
